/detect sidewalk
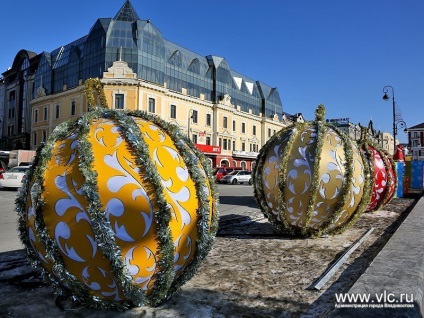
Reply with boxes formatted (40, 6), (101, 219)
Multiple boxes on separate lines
(331, 194), (424, 317)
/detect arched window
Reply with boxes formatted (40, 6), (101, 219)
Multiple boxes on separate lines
(220, 159), (230, 167)
(241, 161), (247, 170)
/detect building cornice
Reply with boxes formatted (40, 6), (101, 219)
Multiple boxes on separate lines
(213, 103), (262, 121)
(30, 85), (84, 105)
(165, 90), (212, 107)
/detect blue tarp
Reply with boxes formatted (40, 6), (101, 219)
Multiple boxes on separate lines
(411, 161), (424, 190)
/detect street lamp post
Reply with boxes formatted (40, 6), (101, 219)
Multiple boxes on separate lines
(382, 85), (406, 155)
(187, 109), (194, 140)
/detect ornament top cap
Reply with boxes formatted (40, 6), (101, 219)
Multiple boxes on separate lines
(315, 104), (326, 122)
(360, 126), (368, 141)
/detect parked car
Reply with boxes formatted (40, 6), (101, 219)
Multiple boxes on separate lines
(213, 167), (243, 183)
(0, 166), (31, 190)
(220, 170), (252, 185)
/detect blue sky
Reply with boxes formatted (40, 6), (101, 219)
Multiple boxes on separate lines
(2, 1), (423, 143)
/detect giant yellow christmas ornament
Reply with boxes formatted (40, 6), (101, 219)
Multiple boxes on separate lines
(252, 105), (372, 237)
(16, 106), (218, 310)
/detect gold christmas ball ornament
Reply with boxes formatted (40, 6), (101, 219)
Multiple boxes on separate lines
(16, 107), (218, 310)
(252, 105), (372, 237)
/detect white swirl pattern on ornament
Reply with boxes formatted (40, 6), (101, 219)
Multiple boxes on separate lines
(368, 148), (387, 210)
(310, 132), (345, 227)
(90, 118), (159, 289)
(285, 127), (317, 227)
(47, 133), (124, 299)
(103, 151), (154, 240)
(132, 117), (197, 275)
(124, 246), (156, 289)
(262, 131), (292, 221)
(82, 266), (121, 300)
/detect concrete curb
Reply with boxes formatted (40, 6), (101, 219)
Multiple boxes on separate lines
(332, 196), (424, 317)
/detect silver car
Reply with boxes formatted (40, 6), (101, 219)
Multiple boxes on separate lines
(220, 170), (252, 185)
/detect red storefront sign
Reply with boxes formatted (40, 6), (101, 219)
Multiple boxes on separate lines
(195, 144), (221, 154)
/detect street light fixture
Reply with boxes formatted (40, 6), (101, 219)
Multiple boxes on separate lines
(382, 85), (407, 155)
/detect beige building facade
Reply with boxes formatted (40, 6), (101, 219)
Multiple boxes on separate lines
(30, 60), (290, 170)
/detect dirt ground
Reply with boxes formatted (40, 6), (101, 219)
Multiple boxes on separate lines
(0, 191), (421, 318)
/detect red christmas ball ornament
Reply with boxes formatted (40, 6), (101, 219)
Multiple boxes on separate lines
(358, 128), (397, 212)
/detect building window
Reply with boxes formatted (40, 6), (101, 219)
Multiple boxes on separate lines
(242, 142), (246, 151)
(55, 105), (60, 119)
(34, 110), (38, 123)
(233, 120), (236, 131)
(253, 125), (257, 136)
(206, 136), (211, 145)
(71, 101), (76, 116)
(148, 98), (155, 113)
(242, 123), (246, 133)
(250, 144), (258, 152)
(170, 104), (177, 119)
(223, 139), (228, 150)
(115, 94), (124, 110)
(219, 138), (222, 147)
(268, 128), (271, 138)
(206, 113), (211, 126)
(233, 140), (236, 150)
(192, 134), (198, 144)
(42, 130), (47, 143)
(414, 132), (418, 138)
(9, 108), (15, 119)
(192, 110), (198, 124)
(33, 132), (37, 146)
(8, 125), (14, 136)
(223, 116), (228, 129)
(43, 107), (48, 121)
(9, 108), (16, 119)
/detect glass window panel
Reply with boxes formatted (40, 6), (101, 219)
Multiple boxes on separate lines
(115, 94), (124, 109)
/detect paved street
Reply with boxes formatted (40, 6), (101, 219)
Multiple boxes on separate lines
(0, 189), (24, 253)
(0, 183), (259, 253)
(216, 183), (260, 216)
